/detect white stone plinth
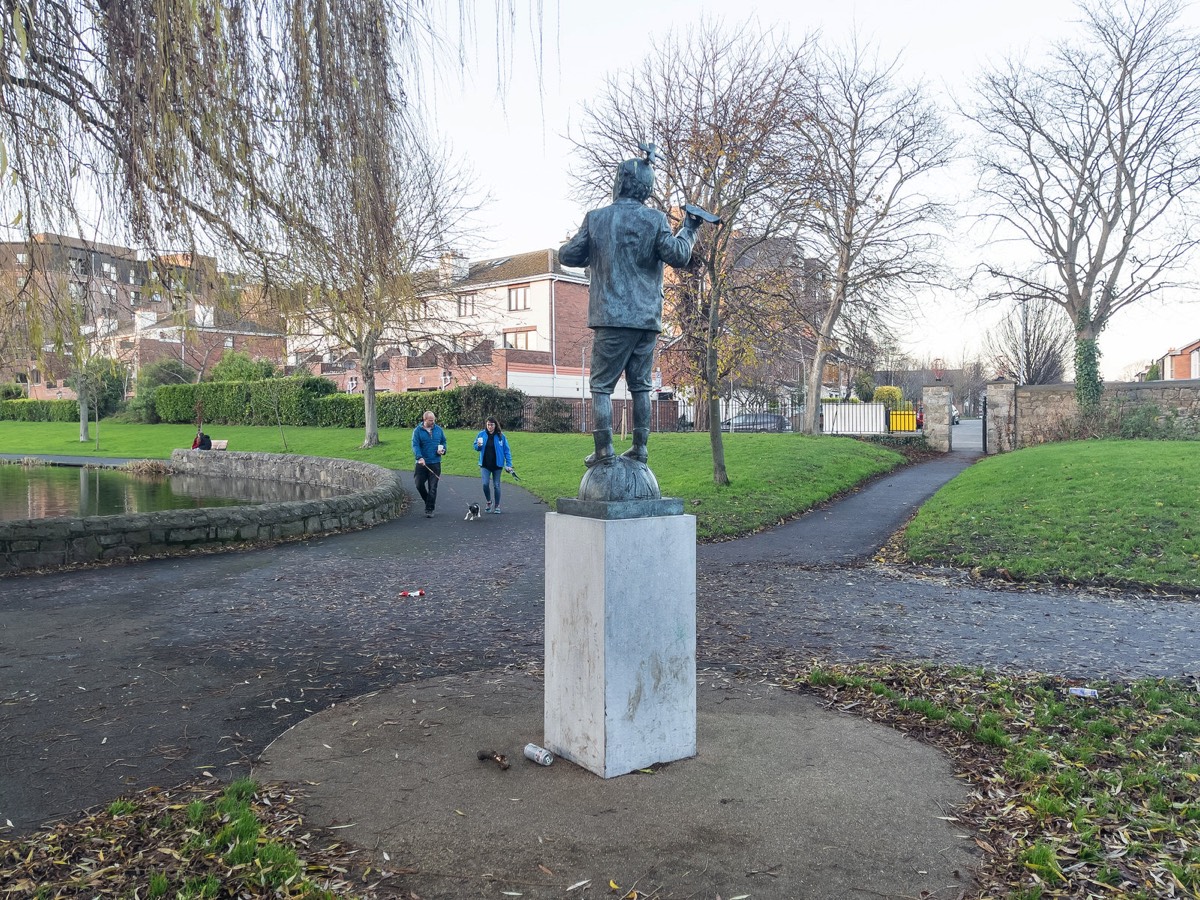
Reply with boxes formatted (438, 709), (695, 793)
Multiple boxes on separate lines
(544, 511), (696, 778)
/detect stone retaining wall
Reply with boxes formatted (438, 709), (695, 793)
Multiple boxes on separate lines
(985, 379), (1200, 452)
(0, 451), (407, 575)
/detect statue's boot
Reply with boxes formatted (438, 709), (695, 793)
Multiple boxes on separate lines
(584, 429), (615, 467)
(619, 428), (649, 464)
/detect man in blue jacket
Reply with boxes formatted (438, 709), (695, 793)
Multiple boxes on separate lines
(411, 410), (447, 518)
(559, 154), (700, 467)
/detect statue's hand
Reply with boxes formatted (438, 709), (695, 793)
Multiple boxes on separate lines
(684, 212), (704, 230)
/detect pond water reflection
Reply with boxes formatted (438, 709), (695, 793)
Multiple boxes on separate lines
(0, 465), (347, 521)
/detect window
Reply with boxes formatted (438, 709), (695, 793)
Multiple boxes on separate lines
(101, 261), (117, 280)
(507, 285), (530, 311)
(1192, 349), (1199, 379)
(16, 252), (27, 265)
(503, 329), (534, 350)
(348, 376), (359, 391)
(457, 293), (476, 317)
(130, 290), (141, 305)
(128, 268), (139, 285)
(69, 257), (86, 276)
(224, 336), (234, 348)
(68, 282), (84, 302)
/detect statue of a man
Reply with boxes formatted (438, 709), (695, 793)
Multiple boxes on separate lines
(560, 156), (702, 467)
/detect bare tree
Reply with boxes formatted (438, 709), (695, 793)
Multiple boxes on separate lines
(969, 0), (1200, 410)
(984, 297), (1075, 384)
(793, 40), (954, 434)
(569, 21), (810, 485)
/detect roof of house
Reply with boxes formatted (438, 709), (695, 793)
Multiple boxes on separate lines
(457, 249), (587, 288)
(1166, 337), (1200, 355)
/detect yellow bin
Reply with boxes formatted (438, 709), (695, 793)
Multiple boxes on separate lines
(889, 410), (916, 432)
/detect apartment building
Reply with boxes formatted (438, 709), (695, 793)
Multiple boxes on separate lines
(0, 233), (285, 398)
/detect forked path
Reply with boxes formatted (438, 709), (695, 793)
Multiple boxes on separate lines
(1, 441), (1197, 837)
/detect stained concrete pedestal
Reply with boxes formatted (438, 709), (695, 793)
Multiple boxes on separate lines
(545, 506), (696, 778)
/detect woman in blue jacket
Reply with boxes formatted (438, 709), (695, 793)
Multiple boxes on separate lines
(473, 417), (514, 514)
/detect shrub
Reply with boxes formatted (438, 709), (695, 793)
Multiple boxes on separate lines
(209, 350), (276, 382)
(853, 372), (876, 402)
(873, 385), (904, 408)
(531, 397), (575, 432)
(377, 390), (462, 428)
(315, 393), (366, 428)
(154, 376), (337, 425)
(127, 359), (196, 424)
(453, 382), (525, 429)
(0, 398), (79, 421)
(0, 383), (23, 400)
(311, 389), (467, 429)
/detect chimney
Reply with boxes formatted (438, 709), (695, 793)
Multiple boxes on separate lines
(440, 251), (469, 284)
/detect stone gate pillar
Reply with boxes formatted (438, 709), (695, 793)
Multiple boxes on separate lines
(985, 380), (1016, 454)
(922, 385), (952, 452)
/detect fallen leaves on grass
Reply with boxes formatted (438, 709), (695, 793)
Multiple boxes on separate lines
(786, 661), (1200, 900)
(0, 780), (386, 898)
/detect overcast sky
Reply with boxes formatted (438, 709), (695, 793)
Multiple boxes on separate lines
(424, 0), (1200, 380)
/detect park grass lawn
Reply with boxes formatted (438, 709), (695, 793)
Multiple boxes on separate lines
(793, 661), (1200, 900)
(0, 421), (905, 540)
(904, 440), (1200, 591)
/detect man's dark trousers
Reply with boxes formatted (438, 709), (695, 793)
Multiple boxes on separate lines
(414, 463), (440, 512)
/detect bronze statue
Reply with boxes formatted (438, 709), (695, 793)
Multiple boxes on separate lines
(560, 144), (712, 471)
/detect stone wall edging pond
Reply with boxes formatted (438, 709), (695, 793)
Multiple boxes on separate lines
(0, 450), (408, 576)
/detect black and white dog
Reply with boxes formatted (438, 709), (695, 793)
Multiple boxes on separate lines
(465, 503), (482, 521)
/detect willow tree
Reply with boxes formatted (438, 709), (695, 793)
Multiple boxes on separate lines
(279, 127), (477, 449)
(0, 0), (517, 346)
(970, 0), (1200, 411)
(570, 21), (811, 486)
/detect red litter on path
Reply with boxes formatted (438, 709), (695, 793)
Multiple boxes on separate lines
(399, 590), (425, 597)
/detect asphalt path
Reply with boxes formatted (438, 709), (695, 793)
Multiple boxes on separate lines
(2, 430), (1197, 836)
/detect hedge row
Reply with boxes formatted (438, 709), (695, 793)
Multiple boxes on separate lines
(153, 376), (526, 430)
(315, 391), (463, 429)
(154, 377), (339, 426)
(0, 399), (80, 422)
(314, 386), (527, 429)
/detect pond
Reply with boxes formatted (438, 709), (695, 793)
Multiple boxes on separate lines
(0, 465), (347, 521)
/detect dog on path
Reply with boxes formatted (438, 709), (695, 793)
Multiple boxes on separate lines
(465, 503), (482, 521)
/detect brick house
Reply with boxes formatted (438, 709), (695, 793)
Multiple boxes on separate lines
(292, 248), (620, 399)
(0, 233), (285, 398)
(1156, 338), (1200, 380)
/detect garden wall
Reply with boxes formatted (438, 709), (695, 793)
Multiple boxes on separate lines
(0, 451), (407, 575)
(985, 379), (1200, 452)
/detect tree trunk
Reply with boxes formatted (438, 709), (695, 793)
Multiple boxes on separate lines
(705, 287), (728, 486)
(361, 359), (380, 449)
(803, 348), (828, 434)
(77, 383), (90, 442)
(1073, 314), (1103, 413)
(360, 332), (380, 449)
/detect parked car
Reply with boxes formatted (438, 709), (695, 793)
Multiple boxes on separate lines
(719, 412), (792, 433)
(916, 406), (924, 429)
(952, 405), (961, 425)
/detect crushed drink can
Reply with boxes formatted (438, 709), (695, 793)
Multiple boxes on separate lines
(1068, 687), (1099, 699)
(523, 743), (553, 766)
